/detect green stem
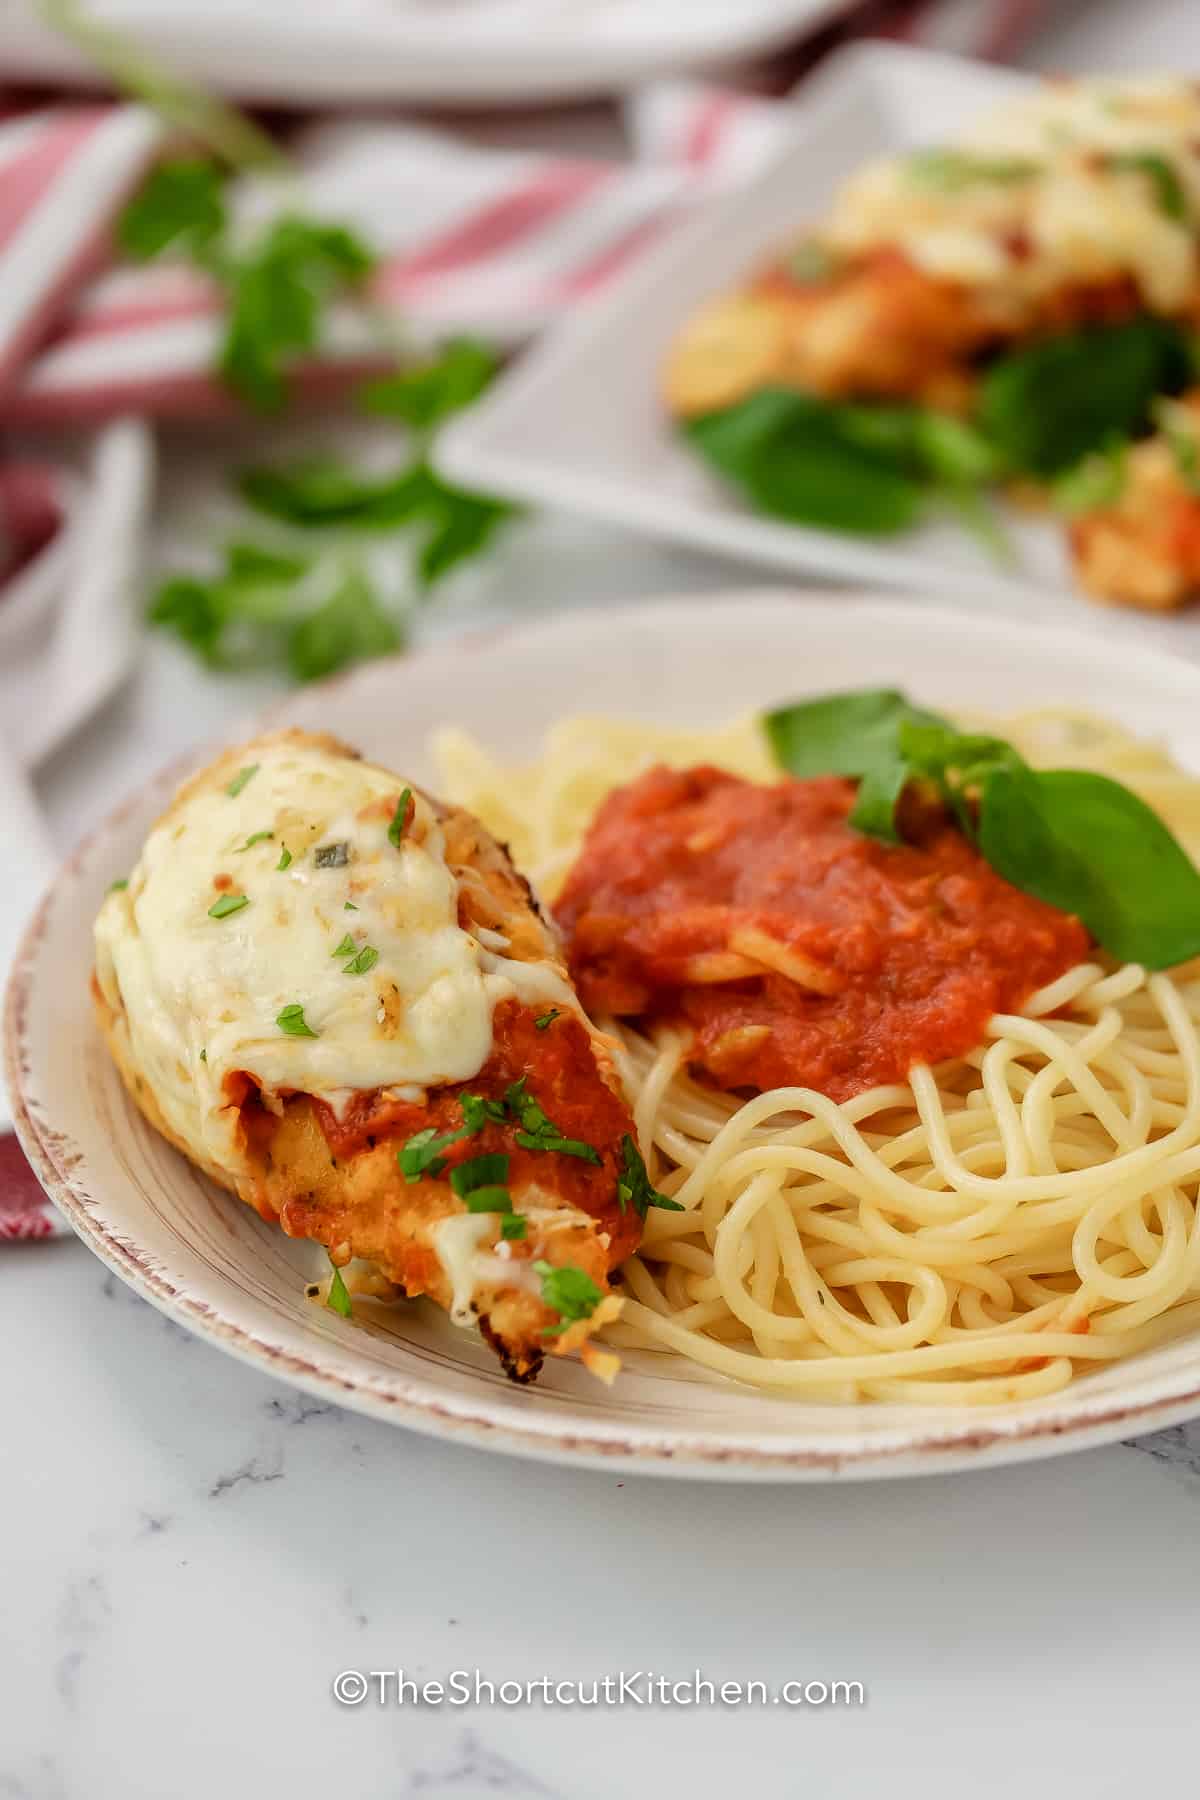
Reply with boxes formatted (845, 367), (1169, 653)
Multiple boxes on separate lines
(39, 0), (283, 170)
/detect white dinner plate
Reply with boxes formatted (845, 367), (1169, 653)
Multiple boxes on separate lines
(439, 44), (1092, 613)
(12, 591), (1200, 1480)
(1, 1), (854, 106)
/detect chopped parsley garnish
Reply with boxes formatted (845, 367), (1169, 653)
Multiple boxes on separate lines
(108, 878), (129, 893)
(314, 841), (350, 868)
(208, 892), (249, 919)
(236, 830), (274, 851)
(1107, 150), (1187, 222)
(344, 901), (358, 910)
(534, 1009), (561, 1031)
(388, 787), (413, 848)
(500, 1214), (527, 1241)
(331, 933), (356, 959)
(225, 764), (258, 798)
(276, 1002), (317, 1037)
(326, 1256), (353, 1319)
(277, 845), (292, 870)
(199, 1049), (207, 1062)
(464, 1187), (513, 1212)
(343, 945), (379, 976)
(460, 1092), (507, 1132)
(450, 1153), (510, 1198)
(508, 1084), (601, 1164)
(397, 1126), (467, 1183)
(534, 1260), (604, 1336)
(617, 1134), (684, 1218)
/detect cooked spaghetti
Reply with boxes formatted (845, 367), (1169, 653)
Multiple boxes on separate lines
(435, 707), (1200, 1404)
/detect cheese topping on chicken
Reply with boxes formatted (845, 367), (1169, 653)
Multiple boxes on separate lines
(94, 734), (570, 1180)
(828, 80), (1200, 314)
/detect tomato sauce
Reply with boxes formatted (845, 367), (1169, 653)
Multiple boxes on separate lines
(555, 765), (1091, 1103)
(308, 999), (642, 1262)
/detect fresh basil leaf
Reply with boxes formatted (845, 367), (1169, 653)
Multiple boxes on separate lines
(979, 764), (1200, 969)
(343, 945), (379, 976)
(685, 390), (923, 535)
(847, 757), (911, 843)
(388, 788), (412, 848)
(979, 319), (1192, 476)
(500, 1214), (527, 1241)
(764, 689), (949, 781)
(418, 485), (517, 589)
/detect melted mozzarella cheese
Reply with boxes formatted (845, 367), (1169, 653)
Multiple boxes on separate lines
(826, 79), (1200, 312)
(94, 737), (566, 1181)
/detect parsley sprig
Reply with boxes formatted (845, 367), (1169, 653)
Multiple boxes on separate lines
(534, 1261), (604, 1337)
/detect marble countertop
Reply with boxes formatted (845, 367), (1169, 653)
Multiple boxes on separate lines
(9, 2), (1200, 1793)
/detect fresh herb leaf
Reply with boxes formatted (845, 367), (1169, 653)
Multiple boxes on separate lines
(906, 149), (1040, 189)
(388, 788), (413, 848)
(450, 1153), (511, 1198)
(1155, 400), (1200, 493)
(225, 764), (259, 798)
(343, 945), (379, 976)
(509, 1086), (601, 1164)
(208, 892), (249, 918)
(418, 485), (517, 590)
(764, 687), (1200, 968)
(239, 458), (436, 530)
(326, 1256), (353, 1319)
(464, 1187), (513, 1213)
(617, 1134), (684, 1218)
(500, 1214), (527, 1241)
(236, 830), (274, 851)
(331, 934), (356, 958)
(286, 567), (402, 684)
(277, 846), (292, 870)
(460, 1092), (508, 1133)
(199, 1048), (207, 1062)
(1107, 150), (1187, 221)
(1051, 437), (1129, 514)
(117, 157), (226, 262)
(685, 389), (923, 535)
(397, 1125), (467, 1183)
(764, 688), (948, 783)
(216, 215), (376, 413)
(534, 1009), (561, 1031)
(108, 878), (129, 893)
(978, 318), (1192, 476)
(343, 900), (357, 910)
(277, 1002), (318, 1037)
(314, 842), (350, 868)
(360, 338), (499, 431)
(534, 1260), (604, 1337)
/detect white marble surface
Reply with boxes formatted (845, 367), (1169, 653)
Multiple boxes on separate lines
(10, 3), (1200, 1793)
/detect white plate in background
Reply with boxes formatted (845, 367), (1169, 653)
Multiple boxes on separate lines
(439, 44), (1090, 614)
(13, 590), (1200, 1479)
(1, 0), (855, 106)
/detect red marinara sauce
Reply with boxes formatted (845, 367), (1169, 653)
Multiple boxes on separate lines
(555, 765), (1091, 1103)
(306, 999), (642, 1264)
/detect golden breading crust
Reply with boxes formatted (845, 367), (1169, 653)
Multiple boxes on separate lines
(93, 728), (638, 1383)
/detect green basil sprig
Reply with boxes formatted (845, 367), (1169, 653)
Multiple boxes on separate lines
(764, 689), (1200, 969)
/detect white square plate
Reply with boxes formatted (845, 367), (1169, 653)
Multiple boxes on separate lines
(439, 44), (1086, 613)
